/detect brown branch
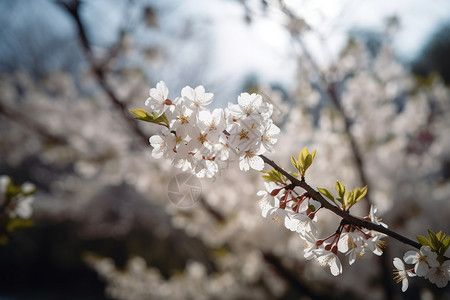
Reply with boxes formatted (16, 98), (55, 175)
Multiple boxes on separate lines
(326, 82), (372, 209)
(0, 101), (67, 145)
(259, 154), (436, 253)
(58, 0), (149, 146)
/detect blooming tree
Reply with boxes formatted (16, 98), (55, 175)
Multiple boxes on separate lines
(131, 79), (450, 293)
(1, 1), (450, 299)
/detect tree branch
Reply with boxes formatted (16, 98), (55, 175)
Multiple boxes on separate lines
(259, 154), (449, 258)
(58, 0), (149, 146)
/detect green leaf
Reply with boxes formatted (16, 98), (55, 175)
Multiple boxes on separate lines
(295, 147), (317, 178)
(343, 190), (353, 208)
(129, 108), (169, 127)
(318, 187), (337, 206)
(428, 229), (439, 249)
(310, 149), (317, 160)
(261, 170), (288, 185)
(291, 155), (299, 172)
(442, 236), (450, 253)
(436, 231), (445, 241)
(298, 147), (308, 167)
(416, 235), (432, 247)
(353, 186), (368, 203)
(304, 155), (313, 170)
(318, 187), (334, 202)
(335, 181), (346, 199)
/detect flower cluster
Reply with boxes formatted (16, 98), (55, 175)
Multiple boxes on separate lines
(140, 81), (280, 178)
(258, 180), (387, 276)
(393, 246), (450, 291)
(136, 81), (450, 293)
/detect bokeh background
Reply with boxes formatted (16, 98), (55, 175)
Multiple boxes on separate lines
(1, 0), (450, 299)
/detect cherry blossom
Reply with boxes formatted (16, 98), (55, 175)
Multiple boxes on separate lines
(393, 257), (415, 292)
(181, 85), (214, 111)
(314, 248), (343, 276)
(425, 261), (450, 288)
(145, 81), (170, 116)
(403, 246), (439, 277)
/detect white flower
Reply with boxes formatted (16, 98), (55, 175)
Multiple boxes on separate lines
(300, 231), (319, 260)
(171, 143), (193, 172)
(193, 158), (218, 178)
(149, 128), (180, 159)
(314, 248), (343, 276)
(239, 144), (265, 171)
(214, 141), (232, 161)
(181, 85), (214, 111)
(226, 118), (263, 155)
(365, 233), (387, 256)
(425, 260), (450, 288)
(257, 183), (290, 226)
(369, 205), (387, 228)
(393, 257), (415, 292)
(337, 231), (366, 265)
(169, 102), (196, 131)
(198, 108), (226, 141)
(149, 135), (169, 159)
(260, 120), (280, 153)
(228, 93), (263, 119)
(285, 212), (318, 236)
(187, 126), (213, 153)
(145, 81), (170, 116)
(403, 246), (439, 277)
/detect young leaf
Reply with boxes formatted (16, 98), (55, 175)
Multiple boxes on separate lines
(428, 229), (439, 249)
(335, 181), (346, 199)
(343, 190), (353, 208)
(129, 108), (169, 127)
(298, 147), (308, 167)
(416, 235), (432, 248)
(291, 155), (299, 172)
(443, 236), (450, 253)
(262, 170), (287, 185)
(310, 149), (317, 161)
(353, 186), (368, 203)
(317, 187), (335, 204)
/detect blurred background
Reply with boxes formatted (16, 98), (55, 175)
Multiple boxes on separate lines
(1, 0), (450, 299)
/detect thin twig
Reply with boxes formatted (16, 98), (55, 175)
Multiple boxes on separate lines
(58, 0), (149, 146)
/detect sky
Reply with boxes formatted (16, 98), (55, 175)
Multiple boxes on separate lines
(206, 0), (450, 84)
(2, 0), (450, 102)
